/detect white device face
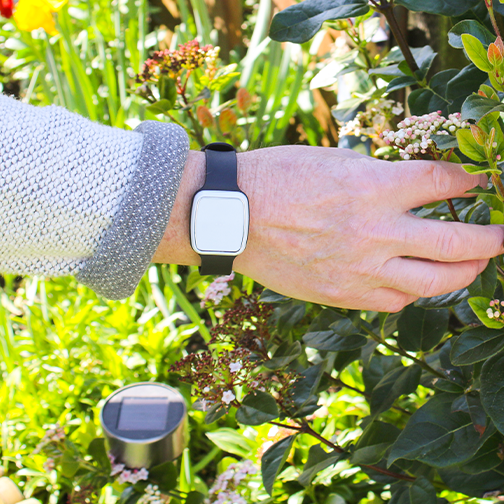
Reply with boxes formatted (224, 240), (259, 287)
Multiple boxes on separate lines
(190, 190), (249, 256)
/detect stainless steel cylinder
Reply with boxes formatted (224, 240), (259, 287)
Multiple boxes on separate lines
(100, 383), (188, 469)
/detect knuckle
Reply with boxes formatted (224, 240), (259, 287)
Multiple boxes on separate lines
(436, 228), (464, 261)
(430, 164), (454, 200)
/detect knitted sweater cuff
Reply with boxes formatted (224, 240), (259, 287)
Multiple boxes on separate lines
(75, 120), (190, 300)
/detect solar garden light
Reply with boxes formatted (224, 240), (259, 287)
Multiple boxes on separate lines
(100, 383), (188, 469)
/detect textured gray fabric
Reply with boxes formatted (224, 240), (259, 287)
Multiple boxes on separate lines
(75, 120), (189, 300)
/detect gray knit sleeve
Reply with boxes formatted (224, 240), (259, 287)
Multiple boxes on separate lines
(0, 93), (190, 299)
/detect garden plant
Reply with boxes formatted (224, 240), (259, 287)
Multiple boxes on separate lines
(6, 0), (504, 504)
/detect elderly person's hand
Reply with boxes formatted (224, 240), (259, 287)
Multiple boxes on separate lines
(153, 145), (503, 312)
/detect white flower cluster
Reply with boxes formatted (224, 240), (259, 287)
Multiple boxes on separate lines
(200, 273), (235, 308)
(381, 111), (469, 160)
(108, 453), (149, 484)
(138, 485), (165, 504)
(339, 99), (404, 140)
(206, 460), (258, 504)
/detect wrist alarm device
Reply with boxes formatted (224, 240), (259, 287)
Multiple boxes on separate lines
(190, 142), (249, 275)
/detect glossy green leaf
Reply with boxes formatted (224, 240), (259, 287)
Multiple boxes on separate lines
(448, 20), (495, 49)
(451, 326), (504, 364)
(438, 464), (504, 497)
(468, 259), (497, 298)
(408, 88), (435, 116)
(205, 403), (227, 424)
(461, 94), (504, 122)
(61, 451), (80, 478)
(430, 134), (459, 150)
(386, 76), (417, 93)
(235, 391), (279, 425)
(302, 330), (366, 351)
(388, 394), (492, 468)
(481, 352), (504, 434)
(461, 34), (493, 72)
(261, 435), (296, 495)
(397, 305), (449, 352)
(185, 492), (205, 504)
(410, 477), (437, 504)
(468, 297), (504, 329)
(206, 428), (255, 456)
(269, 0), (370, 44)
(456, 129), (487, 162)
(88, 438), (111, 471)
(148, 461), (178, 492)
(298, 444), (342, 486)
(395, 0), (478, 15)
(350, 421), (400, 465)
(264, 340), (302, 369)
(458, 435), (503, 474)
(370, 365), (421, 416)
(415, 288), (469, 309)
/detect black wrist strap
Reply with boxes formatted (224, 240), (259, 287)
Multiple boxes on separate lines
(198, 143), (239, 276)
(201, 142), (239, 191)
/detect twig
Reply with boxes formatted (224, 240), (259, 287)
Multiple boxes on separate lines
(446, 199), (461, 222)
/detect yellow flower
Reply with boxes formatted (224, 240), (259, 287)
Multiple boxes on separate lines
(13, 0), (67, 36)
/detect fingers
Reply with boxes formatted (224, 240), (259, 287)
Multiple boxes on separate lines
(378, 257), (488, 299)
(389, 160), (487, 210)
(397, 215), (504, 262)
(358, 288), (419, 313)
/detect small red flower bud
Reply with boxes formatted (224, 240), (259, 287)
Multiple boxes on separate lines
(219, 108), (238, 134)
(197, 105), (214, 128)
(236, 88), (252, 113)
(0, 0), (13, 18)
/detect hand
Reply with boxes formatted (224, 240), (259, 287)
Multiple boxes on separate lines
(154, 146), (504, 312)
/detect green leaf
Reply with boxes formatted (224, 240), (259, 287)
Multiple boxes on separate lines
(146, 98), (176, 115)
(235, 391), (279, 425)
(88, 438), (111, 471)
(298, 445), (342, 486)
(370, 365), (421, 416)
(469, 297), (504, 329)
(456, 129), (487, 162)
(206, 428), (254, 457)
(302, 330), (366, 351)
(261, 435), (296, 495)
(451, 325), (504, 364)
(388, 394), (492, 468)
(186, 271), (209, 293)
(461, 94), (504, 122)
(408, 88), (435, 116)
(468, 259), (497, 298)
(289, 361), (326, 416)
(61, 451), (80, 478)
(410, 477), (437, 504)
(430, 134), (459, 150)
(386, 76), (417, 93)
(438, 464), (504, 497)
(451, 393), (487, 432)
(259, 289), (290, 303)
(363, 354), (402, 394)
(462, 164), (500, 175)
(448, 20), (496, 49)
(446, 64), (488, 113)
(205, 403), (227, 424)
(148, 461), (178, 492)
(395, 0), (478, 15)
(351, 421), (400, 465)
(269, 0), (370, 44)
(397, 305), (449, 352)
(264, 340), (302, 369)
(185, 492), (205, 504)
(458, 434), (503, 474)
(461, 34), (493, 72)
(275, 301), (306, 336)
(415, 288), (469, 309)
(481, 352), (504, 434)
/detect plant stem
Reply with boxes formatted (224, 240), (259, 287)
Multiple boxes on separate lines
(446, 199), (461, 222)
(362, 326), (447, 380)
(486, 0), (503, 39)
(373, 2), (419, 75)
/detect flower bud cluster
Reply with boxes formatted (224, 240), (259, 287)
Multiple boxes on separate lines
(206, 460), (258, 504)
(136, 40), (219, 84)
(339, 99), (404, 140)
(138, 485), (165, 504)
(33, 423), (65, 454)
(381, 111), (469, 160)
(487, 299), (504, 322)
(201, 273), (235, 308)
(108, 453), (149, 484)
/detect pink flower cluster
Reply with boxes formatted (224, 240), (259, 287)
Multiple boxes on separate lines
(200, 273), (235, 308)
(487, 299), (504, 322)
(33, 424), (65, 454)
(381, 111), (469, 160)
(108, 453), (149, 484)
(206, 460), (258, 504)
